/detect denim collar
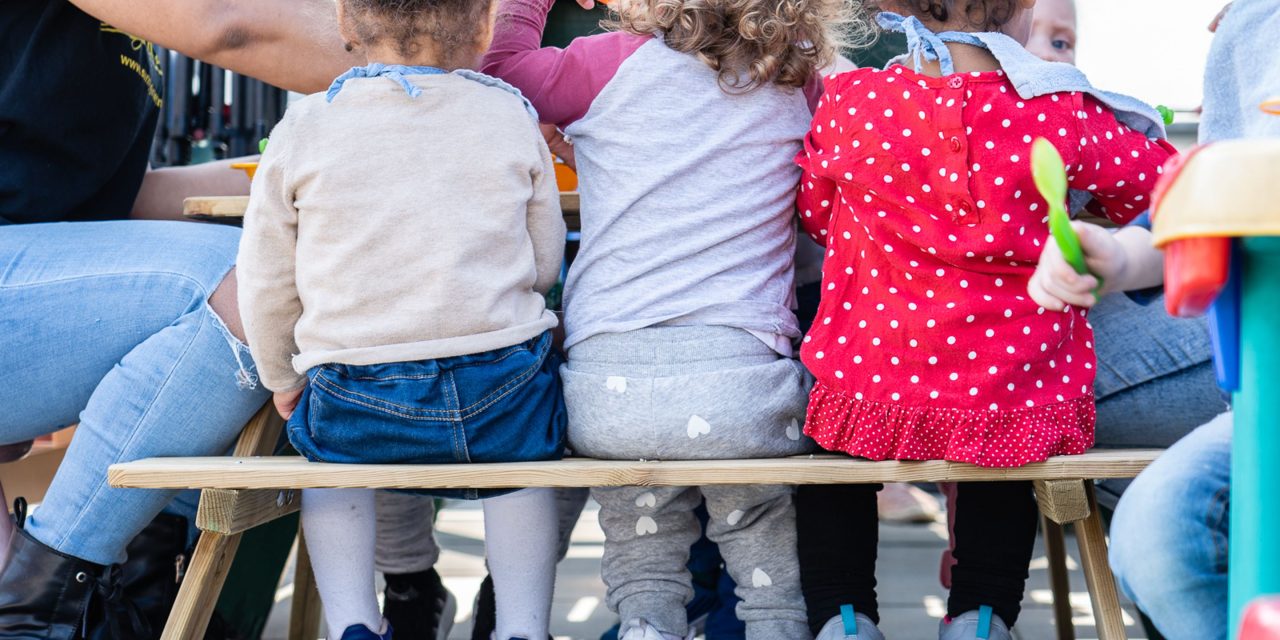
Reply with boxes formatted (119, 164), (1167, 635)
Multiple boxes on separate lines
(325, 63), (448, 102)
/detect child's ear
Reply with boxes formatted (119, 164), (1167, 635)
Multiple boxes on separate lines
(477, 0), (499, 53)
(335, 2), (359, 51)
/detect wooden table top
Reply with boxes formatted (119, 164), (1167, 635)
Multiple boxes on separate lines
(184, 193), (582, 231)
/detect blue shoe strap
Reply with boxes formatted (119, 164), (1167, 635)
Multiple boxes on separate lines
(977, 605), (993, 639)
(840, 604), (858, 638)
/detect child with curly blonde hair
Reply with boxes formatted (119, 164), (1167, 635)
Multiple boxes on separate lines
(483, 1), (864, 638)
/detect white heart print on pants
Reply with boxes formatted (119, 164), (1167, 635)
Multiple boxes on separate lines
(686, 415), (711, 439)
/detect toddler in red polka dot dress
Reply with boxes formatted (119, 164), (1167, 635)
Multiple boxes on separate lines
(793, 0), (1176, 637)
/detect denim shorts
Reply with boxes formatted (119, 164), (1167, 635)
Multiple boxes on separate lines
(286, 330), (566, 499)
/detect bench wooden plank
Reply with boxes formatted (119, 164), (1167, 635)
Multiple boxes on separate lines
(196, 487), (300, 535)
(110, 449), (1160, 491)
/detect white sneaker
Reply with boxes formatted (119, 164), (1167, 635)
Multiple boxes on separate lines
(938, 607), (1012, 640)
(618, 618), (696, 640)
(816, 610), (885, 640)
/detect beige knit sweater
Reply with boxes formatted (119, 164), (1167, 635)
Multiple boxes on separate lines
(237, 73), (565, 392)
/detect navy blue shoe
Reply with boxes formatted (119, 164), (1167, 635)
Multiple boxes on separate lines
(339, 622), (393, 640)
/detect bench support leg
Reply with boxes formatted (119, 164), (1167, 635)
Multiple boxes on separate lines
(1075, 483), (1127, 640)
(1042, 514), (1076, 640)
(289, 529), (323, 640)
(160, 532), (243, 640)
(161, 404), (285, 640)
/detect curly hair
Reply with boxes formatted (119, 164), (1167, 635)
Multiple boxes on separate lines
(342, 0), (493, 64)
(606, 0), (870, 93)
(875, 0), (1020, 30)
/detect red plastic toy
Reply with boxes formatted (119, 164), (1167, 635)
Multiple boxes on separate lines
(1239, 597), (1280, 640)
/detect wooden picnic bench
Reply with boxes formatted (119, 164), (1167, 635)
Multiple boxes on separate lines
(109, 403), (1159, 640)
(149, 193), (1155, 639)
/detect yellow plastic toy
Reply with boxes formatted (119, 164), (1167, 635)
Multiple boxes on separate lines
(230, 162), (258, 181)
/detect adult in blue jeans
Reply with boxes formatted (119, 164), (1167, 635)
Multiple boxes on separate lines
(0, 1), (363, 637)
(1109, 413), (1231, 640)
(1108, 3), (1280, 637)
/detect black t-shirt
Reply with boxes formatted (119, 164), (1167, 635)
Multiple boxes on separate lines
(0, 0), (162, 225)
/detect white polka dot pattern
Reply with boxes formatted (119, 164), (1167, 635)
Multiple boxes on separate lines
(791, 65), (1174, 468)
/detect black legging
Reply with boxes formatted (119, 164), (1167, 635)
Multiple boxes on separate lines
(796, 481), (1039, 632)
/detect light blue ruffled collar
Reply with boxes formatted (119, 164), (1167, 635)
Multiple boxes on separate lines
(325, 63), (448, 102)
(876, 12), (986, 76)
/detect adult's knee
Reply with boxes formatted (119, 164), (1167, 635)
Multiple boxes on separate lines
(208, 267), (246, 343)
(1110, 450), (1228, 609)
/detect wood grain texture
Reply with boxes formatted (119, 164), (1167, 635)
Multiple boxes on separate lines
(182, 193), (582, 230)
(1034, 478), (1092, 524)
(1075, 483), (1128, 640)
(288, 530), (323, 640)
(1042, 515), (1077, 640)
(161, 404), (282, 639)
(195, 488), (300, 535)
(112, 449), (1160, 490)
(160, 532), (243, 640)
(182, 196), (250, 218)
(231, 404), (284, 457)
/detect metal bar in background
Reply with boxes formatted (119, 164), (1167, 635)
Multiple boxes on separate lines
(251, 79), (267, 145)
(150, 52), (289, 167)
(164, 52), (192, 165)
(209, 65), (226, 147)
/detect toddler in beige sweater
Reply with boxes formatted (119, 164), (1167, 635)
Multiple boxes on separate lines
(235, 1), (566, 638)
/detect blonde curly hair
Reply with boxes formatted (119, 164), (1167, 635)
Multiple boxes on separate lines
(606, 0), (869, 92)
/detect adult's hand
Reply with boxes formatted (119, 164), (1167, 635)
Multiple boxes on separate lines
(67, 0), (362, 94)
(540, 124), (576, 170)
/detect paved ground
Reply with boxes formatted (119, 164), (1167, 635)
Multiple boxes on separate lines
(263, 497), (1148, 640)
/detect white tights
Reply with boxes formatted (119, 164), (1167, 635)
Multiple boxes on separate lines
(302, 487), (558, 639)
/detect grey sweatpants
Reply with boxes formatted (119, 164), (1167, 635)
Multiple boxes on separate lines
(564, 326), (815, 639)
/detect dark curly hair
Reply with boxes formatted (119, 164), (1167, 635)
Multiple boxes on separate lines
(342, 0), (493, 64)
(874, 0), (1020, 30)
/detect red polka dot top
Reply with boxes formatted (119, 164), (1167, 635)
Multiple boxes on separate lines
(794, 65), (1177, 468)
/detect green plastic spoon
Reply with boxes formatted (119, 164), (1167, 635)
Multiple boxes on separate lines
(1030, 137), (1100, 288)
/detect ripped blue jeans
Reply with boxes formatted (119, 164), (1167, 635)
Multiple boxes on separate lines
(0, 220), (268, 565)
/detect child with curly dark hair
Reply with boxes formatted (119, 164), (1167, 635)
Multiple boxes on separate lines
(237, 1), (569, 638)
(793, 0), (1176, 638)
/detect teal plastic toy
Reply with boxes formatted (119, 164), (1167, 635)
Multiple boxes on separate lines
(1153, 137), (1280, 638)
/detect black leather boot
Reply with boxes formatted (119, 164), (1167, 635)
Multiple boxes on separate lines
(87, 513), (189, 640)
(0, 501), (147, 640)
